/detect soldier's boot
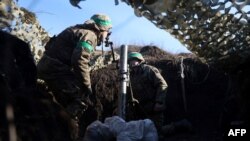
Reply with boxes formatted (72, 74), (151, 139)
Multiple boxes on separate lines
(161, 119), (193, 135)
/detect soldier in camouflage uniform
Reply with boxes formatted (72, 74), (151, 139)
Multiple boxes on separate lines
(127, 52), (167, 130)
(37, 14), (112, 124)
(127, 52), (193, 136)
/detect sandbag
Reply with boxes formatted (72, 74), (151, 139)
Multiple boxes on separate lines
(83, 116), (158, 141)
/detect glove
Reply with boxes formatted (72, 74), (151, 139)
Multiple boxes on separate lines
(153, 102), (166, 112)
(66, 99), (88, 120)
(85, 86), (93, 96)
(82, 87), (96, 107)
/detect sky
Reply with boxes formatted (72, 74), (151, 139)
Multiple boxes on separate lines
(17, 0), (190, 54)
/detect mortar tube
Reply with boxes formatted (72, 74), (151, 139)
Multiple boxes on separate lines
(118, 45), (128, 120)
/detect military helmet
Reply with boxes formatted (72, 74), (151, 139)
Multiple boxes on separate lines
(128, 52), (145, 62)
(90, 14), (112, 31)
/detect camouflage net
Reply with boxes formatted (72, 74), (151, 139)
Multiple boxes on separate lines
(1, 0), (120, 69)
(1, 0), (49, 63)
(125, 0), (250, 71)
(2, 0), (250, 71)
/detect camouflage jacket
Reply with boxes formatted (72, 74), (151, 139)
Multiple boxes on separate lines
(40, 24), (98, 90)
(129, 64), (168, 106)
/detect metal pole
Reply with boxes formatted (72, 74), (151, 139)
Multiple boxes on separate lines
(118, 45), (128, 119)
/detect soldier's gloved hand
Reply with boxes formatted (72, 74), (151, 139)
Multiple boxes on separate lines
(88, 88), (97, 106)
(66, 99), (88, 121)
(83, 87), (97, 107)
(153, 102), (166, 112)
(86, 86), (93, 96)
(131, 98), (139, 106)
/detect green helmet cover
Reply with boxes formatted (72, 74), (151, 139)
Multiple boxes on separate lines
(128, 52), (145, 62)
(91, 14), (112, 31)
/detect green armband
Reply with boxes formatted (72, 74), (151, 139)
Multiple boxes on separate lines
(76, 41), (94, 53)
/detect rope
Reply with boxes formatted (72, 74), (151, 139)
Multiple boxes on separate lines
(127, 66), (138, 104)
(180, 56), (188, 113)
(127, 66), (149, 118)
(128, 80), (149, 118)
(101, 42), (104, 58)
(184, 61), (211, 85)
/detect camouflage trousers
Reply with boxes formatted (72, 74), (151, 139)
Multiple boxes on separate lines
(126, 101), (165, 133)
(149, 113), (165, 133)
(45, 77), (83, 107)
(37, 54), (92, 123)
(37, 54), (85, 109)
(142, 102), (166, 131)
(144, 102), (166, 134)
